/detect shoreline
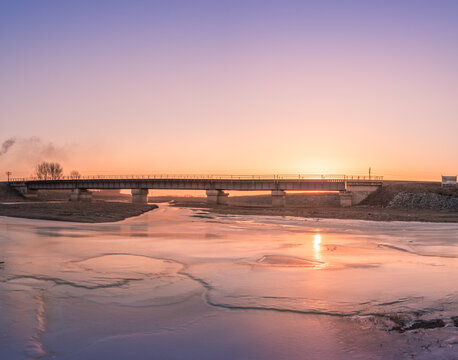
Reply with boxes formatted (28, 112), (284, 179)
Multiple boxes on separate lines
(0, 201), (158, 223)
(172, 201), (458, 223)
(0, 199), (456, 223)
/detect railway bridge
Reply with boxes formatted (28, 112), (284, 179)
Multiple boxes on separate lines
(8, 174), (383, 207)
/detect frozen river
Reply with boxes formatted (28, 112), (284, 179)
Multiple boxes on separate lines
(0, 205), (457, 359)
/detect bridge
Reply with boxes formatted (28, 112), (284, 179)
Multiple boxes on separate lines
(7, 174), (383, 207)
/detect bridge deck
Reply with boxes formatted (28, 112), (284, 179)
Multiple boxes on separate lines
(8, 176), (383, 192)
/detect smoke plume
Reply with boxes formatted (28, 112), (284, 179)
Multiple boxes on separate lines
(0, 136), (109, 179)
(0, 137), (70, 177)
(0, 138), (15, 156)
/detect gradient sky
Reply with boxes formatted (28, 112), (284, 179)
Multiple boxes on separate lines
(1, 0), (457, 180)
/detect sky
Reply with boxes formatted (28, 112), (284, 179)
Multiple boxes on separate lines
(1, 0), (457, 180)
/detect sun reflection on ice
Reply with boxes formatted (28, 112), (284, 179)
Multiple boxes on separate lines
(313, 233), (322, 262)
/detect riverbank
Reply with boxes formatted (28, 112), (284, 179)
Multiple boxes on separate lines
(0, 184), (157, 223)
(168, 195), (458, 222)
(166, 180), (458, 223)
(187, 203), (458, 223)
(0, 201), (157, 223)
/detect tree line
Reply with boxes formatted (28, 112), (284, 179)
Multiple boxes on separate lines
(35, 161), (80, 180)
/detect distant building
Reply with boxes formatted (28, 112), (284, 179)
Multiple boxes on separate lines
(441, 175), (457, 186)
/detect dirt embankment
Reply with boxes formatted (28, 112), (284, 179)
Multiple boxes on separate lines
(361, 181), (458, 207)
(0, 183), (24, 201)
(0, 184), (156, 222)
(180, 203), (458, 223)
(0, 201), (157, 223)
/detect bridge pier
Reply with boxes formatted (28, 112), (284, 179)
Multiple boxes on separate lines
(206, 190), (228, 205)
(70, 189), (92, 202)
(131, 189), (148, 204)
(345, 183), (380, 205)
(339, 191), (353, 207)
(16, 186), (39, 199)
(272, 190), (286, 207)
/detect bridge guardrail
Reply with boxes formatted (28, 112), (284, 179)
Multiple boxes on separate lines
(8, 174), (383, 182)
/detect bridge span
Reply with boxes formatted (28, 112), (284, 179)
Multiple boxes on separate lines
(8, 174), (383, 207)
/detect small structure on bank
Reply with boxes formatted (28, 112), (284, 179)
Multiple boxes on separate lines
(441, 175), (457, 187)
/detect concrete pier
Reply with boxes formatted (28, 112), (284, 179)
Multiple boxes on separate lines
(345, 182), (380, 205)
(70, 189), (92, 202)
(131, 189), (148, 204)
(339, 191), (353, 207)
(17, 186), (39, 199)
(206, 190), (228, 205)
(271, 190), (286, 207)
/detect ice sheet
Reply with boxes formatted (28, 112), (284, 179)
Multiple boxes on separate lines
(0, 205), (457, 359)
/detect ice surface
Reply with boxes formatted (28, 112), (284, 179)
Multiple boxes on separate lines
(0, 205), (457, 359)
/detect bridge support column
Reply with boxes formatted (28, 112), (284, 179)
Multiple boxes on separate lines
(17, 186), (39, 199)
(345, 183), (380, 205)
(70, 189), (92, 202)
(272, 190), (286, 207)
(206, 190), (228, 205)
(339, 191), (353, 207)
(131, 189), (148, 204)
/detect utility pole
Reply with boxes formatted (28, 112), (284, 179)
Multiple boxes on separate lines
(6, 171), (12, 182)
(368, 167), (371, 179)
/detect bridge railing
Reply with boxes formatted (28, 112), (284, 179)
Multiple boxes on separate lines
(8, 174), (383, 182)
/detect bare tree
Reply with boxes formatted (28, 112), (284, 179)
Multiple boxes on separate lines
(36, 162), (49, 180)
(35, 162), (63, 180)
(48, 163), (63, 179)
(69, 170), (81, 179)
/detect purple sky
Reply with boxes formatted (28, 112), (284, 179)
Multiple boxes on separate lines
(1, 1), (457, 179)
